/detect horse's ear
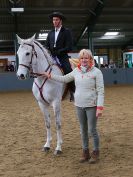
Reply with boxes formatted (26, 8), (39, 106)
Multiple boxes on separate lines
(31, 33), (36, 41)
(16, 34), (23, 44)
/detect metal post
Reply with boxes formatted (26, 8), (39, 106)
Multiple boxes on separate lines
(10, 0), (22, 70)
(14, 12), (19, 70)
(87, 31), (94, 54)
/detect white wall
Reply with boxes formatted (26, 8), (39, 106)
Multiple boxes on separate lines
(68, 53), (79, 58)
(0, 55), (15, 61)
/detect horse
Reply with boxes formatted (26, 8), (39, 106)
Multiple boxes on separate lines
(16, 34), (65, 155)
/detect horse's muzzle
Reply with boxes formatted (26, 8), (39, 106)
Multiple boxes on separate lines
(17, 74), (26, 80)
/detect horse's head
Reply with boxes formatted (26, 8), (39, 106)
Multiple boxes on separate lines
(16, 34), (36, 80)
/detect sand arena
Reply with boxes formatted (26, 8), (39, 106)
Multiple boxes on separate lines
(0, 85), (133, 177)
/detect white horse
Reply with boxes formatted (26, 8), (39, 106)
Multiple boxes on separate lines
(16, 34), (65, 155)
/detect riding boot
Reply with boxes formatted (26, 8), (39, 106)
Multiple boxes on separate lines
(68, 81), (75, 102)
(69, 91), (74, 102)
(79, 149), (90, 163)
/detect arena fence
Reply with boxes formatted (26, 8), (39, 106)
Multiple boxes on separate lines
(0, 68), (133, 91)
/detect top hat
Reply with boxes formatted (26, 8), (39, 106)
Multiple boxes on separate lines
(49, 12), (66, 20)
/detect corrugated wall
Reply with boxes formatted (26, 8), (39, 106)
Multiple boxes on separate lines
(0, 69), (133, 91)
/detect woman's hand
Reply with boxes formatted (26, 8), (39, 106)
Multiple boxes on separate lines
(96, 107), (103, 118)
(42, 72), (51, 78)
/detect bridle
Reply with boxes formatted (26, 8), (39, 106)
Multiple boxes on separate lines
(18, 41), (63, 105)
(19, 43), (37, 72)
(18, 41), (54, 105)
(18, 42), (52, 77)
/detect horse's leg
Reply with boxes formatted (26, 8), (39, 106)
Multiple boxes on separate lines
(53, 101), (63, 155)
(38, 101), (52, 152)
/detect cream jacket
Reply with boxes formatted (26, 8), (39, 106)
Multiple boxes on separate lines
(51, 66), (104, 108)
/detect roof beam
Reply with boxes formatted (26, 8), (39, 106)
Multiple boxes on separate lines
(0, 7), (96, 15)
(121, 38), (133, 50)
(76, 0), (105, 45)
(93, 29), (133, 32)
(103, 8), (133, 13)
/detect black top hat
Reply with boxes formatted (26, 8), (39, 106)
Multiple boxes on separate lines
(49, 12), (66, 20)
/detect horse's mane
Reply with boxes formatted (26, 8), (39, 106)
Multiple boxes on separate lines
(34, 40), (54, 64)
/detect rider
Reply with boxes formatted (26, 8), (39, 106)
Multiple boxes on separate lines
(46, 11), (75, 101)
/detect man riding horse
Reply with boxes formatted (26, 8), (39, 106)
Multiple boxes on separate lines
(46, 11), (75, 101)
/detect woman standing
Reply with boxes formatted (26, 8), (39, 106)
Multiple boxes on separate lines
(43, 49), (104, 163)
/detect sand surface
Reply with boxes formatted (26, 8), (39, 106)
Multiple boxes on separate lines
(0, 85), (133, 177)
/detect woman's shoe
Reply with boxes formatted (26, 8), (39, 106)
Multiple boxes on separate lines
(79, 149), (90, 163)
(89, 150), (99, 164)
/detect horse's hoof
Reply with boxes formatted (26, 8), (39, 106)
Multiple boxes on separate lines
(54, 150), (62, 155)
(42, 147), (50, 152)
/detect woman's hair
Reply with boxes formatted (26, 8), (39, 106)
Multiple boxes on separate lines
(79, 49), (94, 60)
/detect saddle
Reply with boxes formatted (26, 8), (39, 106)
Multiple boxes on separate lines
(69, 58), (79, 70)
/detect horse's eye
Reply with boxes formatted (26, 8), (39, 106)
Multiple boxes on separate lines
(26, 52), (30, 56)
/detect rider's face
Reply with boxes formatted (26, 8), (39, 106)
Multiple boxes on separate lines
(52, 17), (62, 28)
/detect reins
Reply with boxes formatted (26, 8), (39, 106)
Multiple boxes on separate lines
(34, 66), (52, 105)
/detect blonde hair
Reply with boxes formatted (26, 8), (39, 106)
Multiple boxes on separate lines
(79, 49), (94, 60)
